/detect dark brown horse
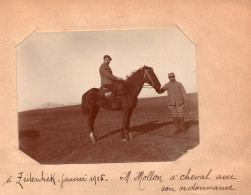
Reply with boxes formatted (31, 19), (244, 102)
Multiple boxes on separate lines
(81, 65), (161, 142)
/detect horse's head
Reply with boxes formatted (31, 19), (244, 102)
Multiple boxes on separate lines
(142, 65), (161, 90)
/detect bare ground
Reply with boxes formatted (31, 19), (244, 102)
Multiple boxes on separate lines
(18, 93), (199, 164)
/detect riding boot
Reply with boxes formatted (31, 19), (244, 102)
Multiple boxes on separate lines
(112, 102), (118, 109)
(173, 117), (180, 134)
(179, 117), (185, 132)
(111, 92), (118, 109)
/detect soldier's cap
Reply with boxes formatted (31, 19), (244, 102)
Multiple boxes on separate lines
(104, 55), (112, 60)
(168, 72), (175, 78)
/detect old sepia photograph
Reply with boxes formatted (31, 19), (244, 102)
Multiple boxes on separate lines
(17, 28), (198, 164)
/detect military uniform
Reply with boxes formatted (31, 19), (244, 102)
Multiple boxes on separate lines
(99, 62), (118, 87)
(99, 61), (119, 109)
(156, 73), (187, 133)
(161, 81), (187, 117)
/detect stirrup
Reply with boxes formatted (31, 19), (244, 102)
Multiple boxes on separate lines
(112, 103), (118, 109)
(128, 132), (133, 139)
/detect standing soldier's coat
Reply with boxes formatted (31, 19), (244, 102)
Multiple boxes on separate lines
(156, 72), (188, 134)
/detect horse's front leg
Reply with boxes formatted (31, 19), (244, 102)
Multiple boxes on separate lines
(88, 106), (100, 143)
(126, 108), (134, 140)
(122, 109), (129, 142)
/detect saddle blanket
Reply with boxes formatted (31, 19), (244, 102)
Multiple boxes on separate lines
(98, 87), (112, 97)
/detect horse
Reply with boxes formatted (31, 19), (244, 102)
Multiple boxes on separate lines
(81, 65), (161, 142)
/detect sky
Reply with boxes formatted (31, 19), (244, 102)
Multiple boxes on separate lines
(17, 28), (197, 112)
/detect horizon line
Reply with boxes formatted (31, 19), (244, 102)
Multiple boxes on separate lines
(19, 92), (198, 113)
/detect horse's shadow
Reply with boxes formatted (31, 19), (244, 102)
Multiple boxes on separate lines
(132, 120), (173, 138)
(99, 119), (198, 140)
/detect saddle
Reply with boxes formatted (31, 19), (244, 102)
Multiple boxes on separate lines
(98, 80), (124, 98)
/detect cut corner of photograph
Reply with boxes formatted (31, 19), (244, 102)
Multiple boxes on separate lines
(17, 28), (198, 164)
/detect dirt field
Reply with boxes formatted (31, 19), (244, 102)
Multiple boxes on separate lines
(18, 93), (199, 164)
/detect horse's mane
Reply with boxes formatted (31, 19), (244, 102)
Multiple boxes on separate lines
(125, 68), (142, 82)
(125, 66), (152, 83)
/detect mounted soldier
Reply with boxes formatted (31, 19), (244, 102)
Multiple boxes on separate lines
(82, 64), (161, 143)
(99, 55), (124, 109)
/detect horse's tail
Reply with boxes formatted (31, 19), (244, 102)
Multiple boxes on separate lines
(81, 94), (88, 115)
(81, 88), (98, 115)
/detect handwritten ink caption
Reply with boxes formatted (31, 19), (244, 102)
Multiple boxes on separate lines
(2, 169), (238, 192)
(120, 169), (237, 192)
(120, 170), (163, 190)
(2, 171), (108, 190)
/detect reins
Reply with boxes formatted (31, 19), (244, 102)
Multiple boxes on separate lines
(143, 69), (154, 88)
(142, 85), (152, 88)
(125, 68), (155, 96)
(125, 69), (155, 88)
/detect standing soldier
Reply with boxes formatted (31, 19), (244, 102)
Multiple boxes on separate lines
(156, 72), (188, 134)
(99, 55), (123, 109)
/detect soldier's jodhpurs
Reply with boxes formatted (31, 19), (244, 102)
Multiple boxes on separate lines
(168, 102), (184, 118)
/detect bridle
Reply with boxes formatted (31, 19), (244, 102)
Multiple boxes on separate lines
(125, 68), (156, 96)
(143, 69), (155, 88)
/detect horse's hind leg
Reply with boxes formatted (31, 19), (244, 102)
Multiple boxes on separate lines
(87, 106), (100, 143)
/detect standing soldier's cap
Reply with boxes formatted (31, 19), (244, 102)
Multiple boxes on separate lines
(168, 72), (175, 78)
(103, 55), (112, 60)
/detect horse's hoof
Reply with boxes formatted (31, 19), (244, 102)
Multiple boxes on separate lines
(90, 132), (97, 143)
(122, 138), (128, 142)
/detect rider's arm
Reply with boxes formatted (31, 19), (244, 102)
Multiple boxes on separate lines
(155, 84), (168, 94)
(100, 65), (118, 80)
